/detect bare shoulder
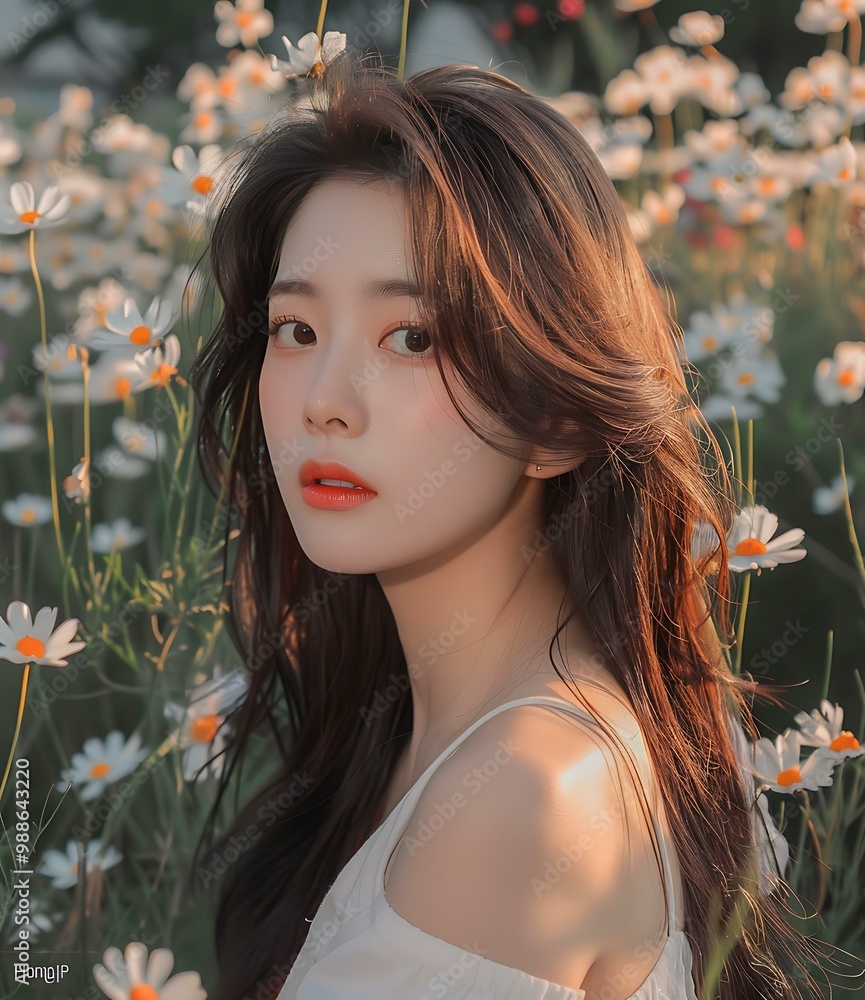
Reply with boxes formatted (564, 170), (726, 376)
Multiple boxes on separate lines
(384, 701), (670, 996)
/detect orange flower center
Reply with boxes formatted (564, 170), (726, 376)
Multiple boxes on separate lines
(737, 372), (754, 385)
(130, 986), (159, 1000)
(735, 538), (767, 556)
(190, 715), (219, 742)
(129, 325), (151, 345)
(20, 508), (36, 525)
(90, 762), (111, 778)
(776, 766), (801, 786)
(19, 210), (40, 224)
(219, 77), (237, 98)
(829, 731), (860, 752)
(702, 336), (717, 350)
(16, 635), (45, 658)
(115, 377), (132, 399)
(195, 111), (212, 129)
(192, 175), (213, 195)
(236, 11), (253, 27)
(838, 368), (856, 386)
(149, 363), (177, 388)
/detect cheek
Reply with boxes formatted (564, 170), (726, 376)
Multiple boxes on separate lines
(385, 373), (522, 510)
(258, 358), (299, 460)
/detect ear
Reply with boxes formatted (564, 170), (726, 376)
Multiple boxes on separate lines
(523, 414), (586, 479)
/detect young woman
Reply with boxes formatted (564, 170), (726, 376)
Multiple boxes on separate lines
(188, 53), (822, 1000)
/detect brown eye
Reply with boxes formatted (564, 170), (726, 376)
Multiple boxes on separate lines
(383, 324), (433, 358)
(268, 317), (316, 349)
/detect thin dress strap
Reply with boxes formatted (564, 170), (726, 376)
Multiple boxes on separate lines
(378, 693), (680, 935)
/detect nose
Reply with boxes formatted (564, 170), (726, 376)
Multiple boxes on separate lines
(301, 333), (369, 437)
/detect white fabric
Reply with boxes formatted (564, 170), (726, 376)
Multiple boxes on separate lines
(277, 695), (700, 999)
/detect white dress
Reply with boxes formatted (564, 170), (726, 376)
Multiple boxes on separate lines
(276, 694), (700, 999)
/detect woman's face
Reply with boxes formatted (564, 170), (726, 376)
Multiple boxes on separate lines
(258, 176), (536, 575)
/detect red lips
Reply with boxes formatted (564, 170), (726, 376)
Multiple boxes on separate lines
(299, 460), (376, 493)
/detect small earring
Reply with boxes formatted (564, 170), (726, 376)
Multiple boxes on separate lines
(536, 464), (542, 471)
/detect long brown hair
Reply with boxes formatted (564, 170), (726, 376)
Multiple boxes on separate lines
(187, 51), (825, 1000)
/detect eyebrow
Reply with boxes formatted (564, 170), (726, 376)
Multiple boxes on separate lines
(266, 277), (422, 303)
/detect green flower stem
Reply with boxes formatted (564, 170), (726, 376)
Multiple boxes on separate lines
(315, 0), (328, 41)
(837, 439), (865, 593)
(732, 570), (751, 677)
(398, 0), (411, 81)
(821, 630), (834, 703)
(731, 407), (744, 507)
(81, 347), (98, 608)
(0, 662), (32, 808)
(28, 230), (65, 571)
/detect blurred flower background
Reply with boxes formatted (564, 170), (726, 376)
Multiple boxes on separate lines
(0, 0), (864, 997)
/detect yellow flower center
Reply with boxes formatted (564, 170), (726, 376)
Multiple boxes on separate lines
(129, 325), (151, 346)
(19, 210), (40, 224)
(776, 766), (801, 786)
(130, 986), (160, 1000)
(190, 715), (219, 743)
(192, 175), (213, 195)
(735, 538), (767, 556)
(90, 762), (111, 778)
(829, 731), (859, 752)
(16, 635), (45, 658)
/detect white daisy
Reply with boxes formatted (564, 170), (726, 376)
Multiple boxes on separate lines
(0, 422), (39, 451)
(717, 349), (786, 403)
(727, 505), (806, 574)
(63, 457), (90, 504)
(129, 334), (181, 394)
(91, 518), (148, 554)
(795, 0), (847, 34)
(699, 393), (764, 422)
(92, 941), (206, 1000)
(669, 12), (725, 47)
(269, 31), (347, 80)
(214, 0), (274, 48)
(59, 731), (149, 801)
(751, 729), (837, 794)
(0, 601), (85, 666)
(813, 473), (854, 515)
(2, 492), (53, 527)
(93, 445), (151, 480)
(811, 135), (857, 187)
(113, 416), (166, 461)
(0, 181), (70, 234)
(88, 295), (179, 354)
(793, 699), (863, 762)
(0, 275), (32, 316)
(163, 667), (250, 782)
(38, 837), (122, 890)
(814, 341), (865, 404)
(726, 713), (790, 896)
